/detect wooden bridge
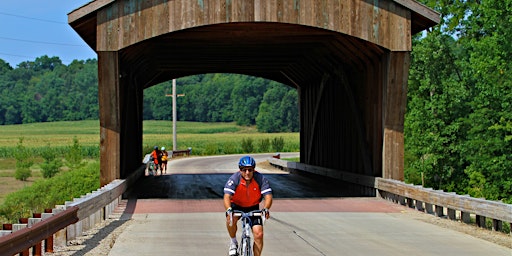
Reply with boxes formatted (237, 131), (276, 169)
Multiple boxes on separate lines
(67, 0), (439, 186)
(4, 1), (509, 254)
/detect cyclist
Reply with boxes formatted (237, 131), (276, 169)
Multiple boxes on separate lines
(224, 156), (273, 256)
(151, 146), (161, 174)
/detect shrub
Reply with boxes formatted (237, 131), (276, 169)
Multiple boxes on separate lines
(40, 146), (62, 178)
(258, 138), (270, 152)
(14, 138), (33, 181)
(241, 137), (254, 153)
(271, 137), (285, 152)
(65, 137), (85, 169)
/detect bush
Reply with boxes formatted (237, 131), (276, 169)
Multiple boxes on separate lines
(40, 146), (62, 178)
(241, 138), (254, 153)
(65, 137), (84, 169)
(14, 138), (33, 181)
(258, 138), (270, 152)
(271, 137), (285, 152)
(14, 168), (32, 181)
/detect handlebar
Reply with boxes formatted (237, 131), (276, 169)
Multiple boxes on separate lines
(228, 210), (266, 226)
(232, 210), (263, 217)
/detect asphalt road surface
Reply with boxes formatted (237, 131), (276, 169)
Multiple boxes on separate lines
(110, 154), (511, 256)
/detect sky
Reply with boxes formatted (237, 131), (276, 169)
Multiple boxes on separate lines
(0, 0), (97, 68)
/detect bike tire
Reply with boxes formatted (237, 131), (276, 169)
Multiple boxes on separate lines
(240, 237), (252, 256)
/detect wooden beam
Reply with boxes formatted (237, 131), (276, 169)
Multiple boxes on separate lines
(98, 51), (121, 186)
(382, 51), (410, 180)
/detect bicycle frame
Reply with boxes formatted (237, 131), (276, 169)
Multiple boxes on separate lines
(231, 210), (264, 256)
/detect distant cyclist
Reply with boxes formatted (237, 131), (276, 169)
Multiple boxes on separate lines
(224, 156), (273, 256)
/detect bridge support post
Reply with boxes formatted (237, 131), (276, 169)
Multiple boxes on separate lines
(98, 51), (144, 185)
(382, 52), (409, 181)
(98, 51), (121, 185)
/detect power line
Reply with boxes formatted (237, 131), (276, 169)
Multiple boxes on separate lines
(0, 51), (75, 64)
(0, 52), (35, 59)
(0, 36), (83, 47)
(0, 11), (66, 24)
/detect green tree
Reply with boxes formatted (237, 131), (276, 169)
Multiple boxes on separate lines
(65, 137), (85, 170)
(40, 146), (63, 178)
(14, 138), (33, 181)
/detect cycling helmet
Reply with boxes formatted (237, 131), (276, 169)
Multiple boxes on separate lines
(238, 156), (256, 169)
(161, 146), (165, 150)
(154, 146), (158, 150)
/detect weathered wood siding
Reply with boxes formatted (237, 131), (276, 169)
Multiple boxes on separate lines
(96, 0), (411, 52)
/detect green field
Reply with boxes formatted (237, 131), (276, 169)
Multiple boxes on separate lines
(0, 120), (299, 153)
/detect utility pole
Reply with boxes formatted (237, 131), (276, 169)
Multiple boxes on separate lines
(165, 79), (185, 151)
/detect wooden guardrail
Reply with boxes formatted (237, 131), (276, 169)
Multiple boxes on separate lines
(0, 165), (144, 255)
(0, 207), (79, 256)
(171, 148), (192, 157)
(269, 158), (512, 234)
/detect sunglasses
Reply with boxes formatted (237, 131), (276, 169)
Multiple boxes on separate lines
(240, 168), (254, 173)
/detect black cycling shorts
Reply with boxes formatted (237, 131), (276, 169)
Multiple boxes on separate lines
(231, 204), (263, 227)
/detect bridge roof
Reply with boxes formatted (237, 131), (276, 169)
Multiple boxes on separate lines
(68, 0), (439, 86)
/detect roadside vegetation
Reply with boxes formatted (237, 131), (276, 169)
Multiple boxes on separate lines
(0, 120), (299, 223)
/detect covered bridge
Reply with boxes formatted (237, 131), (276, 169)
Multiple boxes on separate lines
(68, 0), (439, 186)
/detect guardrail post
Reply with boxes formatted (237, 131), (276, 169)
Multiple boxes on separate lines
(43, 209), (54, 253)
(476, 215), (486, 228)
(461, 211), (471, 224)
(1, 224), (12, 237)
(415, 200), (424, 211)
(52, 205), (67, 247)
(424, 203), (434, 214)
(19, 218), (29, 255)
(491, 219), (502, 232)
(447, 208), (456, 220)
(31, 213), (43, 256)
(434, 205), (444, 217)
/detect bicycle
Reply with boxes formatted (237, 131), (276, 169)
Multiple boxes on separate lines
(229, 210), (265, 256)
(147, 160), (157, 176)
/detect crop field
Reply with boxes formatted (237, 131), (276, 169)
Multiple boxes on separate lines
(0, 120), (299, 149)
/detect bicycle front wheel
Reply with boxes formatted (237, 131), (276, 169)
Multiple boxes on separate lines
(240, 237), (252, 256)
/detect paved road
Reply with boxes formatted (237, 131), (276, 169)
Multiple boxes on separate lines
(110, 154), (511, 256)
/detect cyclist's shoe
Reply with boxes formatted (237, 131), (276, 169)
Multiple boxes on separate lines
(228, 242), (238, 256)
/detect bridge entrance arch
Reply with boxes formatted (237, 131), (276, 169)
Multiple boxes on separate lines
(69, 0), (438, 186)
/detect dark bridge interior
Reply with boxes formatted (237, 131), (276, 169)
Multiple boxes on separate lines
(118, 22), (386, 88)
(127, 172), (359, 199)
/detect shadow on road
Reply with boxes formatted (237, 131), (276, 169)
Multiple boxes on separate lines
(126, 172), (364, 199)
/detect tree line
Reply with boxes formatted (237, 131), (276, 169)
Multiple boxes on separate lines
(0, 58), (299, 133)
(405, 0), (511, 203)
(0, 0), (510, 203)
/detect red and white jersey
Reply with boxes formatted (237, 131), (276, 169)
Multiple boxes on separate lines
(223, 171), (272, 207)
